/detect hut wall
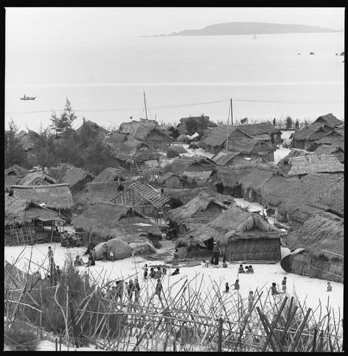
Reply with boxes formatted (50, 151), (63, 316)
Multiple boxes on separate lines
(290, 253), (343, 283)
(145, 132), (169, 150)
(226, 238), (280, 262)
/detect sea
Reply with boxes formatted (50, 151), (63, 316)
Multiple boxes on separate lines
(5, 32), (344, 132)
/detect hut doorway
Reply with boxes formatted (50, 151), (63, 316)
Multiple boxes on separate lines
(215, 183), (224, 194)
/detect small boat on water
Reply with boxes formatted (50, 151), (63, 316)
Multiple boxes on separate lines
(20, 94), (36, 100)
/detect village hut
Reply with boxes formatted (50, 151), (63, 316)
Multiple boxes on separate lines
(177, 115), (216, 136)
(18, 172), (57, 186)
(176, 134), (188, 142)
(281, 214), (343, 283)
(291, 124), (332, 150)
(186, 205), (281, 262)
(158, 124), (179, 140)
(162, 187), (205, 205)
(133, 125), (172, 150)
(61, 166), (95, 194)
(164, 156), (216, 184)
(313, 145), (344, 163)
(157, 172), (182, 189)
(276, 172), (344, 223)
(119, 119), (157, 135)
(72, 202), (163, 250)
(277, 152), (344, 177)
(167, 145), (188, 158)
(308, 127), (344, 152)
(92, 167), (128, 184)
(5, 164), (29, 191)
(226, 137), (277, 162)
(166, 191), (230, 235)
(312, 113), (343, 128)
(212, 150), (244, 167)
(106, 135), (160, 170)
(9, 183), (74, 216)
(5, 196), (64, 245)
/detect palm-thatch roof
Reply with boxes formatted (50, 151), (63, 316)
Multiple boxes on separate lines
(236, 122), (277, 139)
(10, 184), (74, 210)
(167, 145), (188, 158)
(313, 145), (344, 162)
(211, 150), (241, 166)
(277, 172), (344, 217)
(119, 119), (158, 135)
(165, 156), (217, 176)
(226, 137), (276, 154)
(260, 174), (292, 207)
(157, 172), (179, 185)
(75, 120), (108, 138)
(313, 113), (343, 128)
(291, 124), (330, 141)
(282, 214), (343, 260)
(283, 154), (344, 176)
(133, 125), (170, 141)
(177, 115), (216, 135)
(5, 196), (63, 226)
(17, 129), (39, 150)
(18, 172), (57, 185)
(107, 135), (160, 163)
(62, 166), (95, 188)
(86, 182), (120, 203)
(166, 191), (229, 225)
(5, 164), (29, 177)
(211, 159), (280, 189)
(72, 202), (162, 242)
(186, 205), (280, 246)
(92, 167), (127, 183)
(105, 131), (128, 146)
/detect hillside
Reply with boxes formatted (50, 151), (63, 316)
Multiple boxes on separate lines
(163, 22), (340, 36)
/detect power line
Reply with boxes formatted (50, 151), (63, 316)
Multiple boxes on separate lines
(5, 97), (343, 116)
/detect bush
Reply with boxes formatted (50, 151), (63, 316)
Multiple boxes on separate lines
(4, 322), (40, 351)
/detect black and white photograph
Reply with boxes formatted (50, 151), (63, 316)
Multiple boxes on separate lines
(4, 7), (344, 352)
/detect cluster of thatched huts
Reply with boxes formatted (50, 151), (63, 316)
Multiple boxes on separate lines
(5, 113), (344, 281)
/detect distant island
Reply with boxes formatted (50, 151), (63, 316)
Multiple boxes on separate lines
(152, 22), (341, 37)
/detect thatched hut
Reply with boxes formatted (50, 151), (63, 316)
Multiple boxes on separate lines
(281, 215), (343, 283)
(4, 164), (29, 191)
(157, 172), (182, 189)
(166, 191), (230, 235)
(5, 196), (64, 245)
(9, 184), (74, 219)
(313, 145), (344, 163)
(162, 187), (204, 206)
(133, 125), (172, 150)
(18, 172), (57, 186)
(276, 172), (344, 222)
(92, 167), (128, 183)
(94, 239), (132, 261)
(277, 153), (344, 177)
(72, 202), (163, 249)
(313, 113), (343, 128)
(177, 115), (216, 136)
(212, 150), (243, 167)
(186, 205), (281, 262)
(62, 166), (95, 194)
(291, 124), (332, 150)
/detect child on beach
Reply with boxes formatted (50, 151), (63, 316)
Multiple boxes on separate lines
(143, 264), (148, 279)
(271, 282), (282, 296)
(327, 282), (332, 292)
(281, 277), (287, 292)
(232, 279), (240, 290)
(224, 282), (230, 293)
(238, 264), (245, 274)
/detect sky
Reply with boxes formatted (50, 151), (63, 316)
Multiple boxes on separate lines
(5, 7), (345, 44)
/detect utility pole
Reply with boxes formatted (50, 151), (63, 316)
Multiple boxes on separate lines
(225, 98), (233, 150)
(143, 92), (148, 120)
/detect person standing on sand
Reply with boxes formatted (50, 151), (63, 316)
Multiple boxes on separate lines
(224, 282), (230, 293)
(248, 291), (254, 313)
(48, 246), (54, 271)
(109, 247), (114, 262)
(271, 282), (282, 296)
(143, 264), (148, 280)
(134, 278), (140, 303)
(102, 243), (108, 261)
(327, 282), (332, 292)
(232, 279), (240, 291)
(155, 278), (163, 305)
(211, 242), (221, 265)
(281, 277), (287, 292)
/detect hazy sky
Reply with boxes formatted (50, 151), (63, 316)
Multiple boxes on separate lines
(6, 7), (344, 43)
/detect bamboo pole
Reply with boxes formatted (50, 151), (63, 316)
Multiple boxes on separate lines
(66, 286), (69, 349)
(289, 308), (312, 352)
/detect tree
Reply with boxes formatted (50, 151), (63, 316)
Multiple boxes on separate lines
(285, 116), (293, 130)
(295, 119), (300, 129)
(30, 128), (57, 171)
(4, 119), (29, 169)
(50, 98), (77, 134)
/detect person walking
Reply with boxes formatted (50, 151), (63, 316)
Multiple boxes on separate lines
(211, 242), (221, 265)
(155, 278), (163, 306)
(143, 264), (149, 280)
(128, 279), (134, 302)
(102, 243), (108, 261)
(134, 278), (140, 303)
(281, 277), (287, 292)
(248, 291), (254, 313)
(109, 247), (114, 262)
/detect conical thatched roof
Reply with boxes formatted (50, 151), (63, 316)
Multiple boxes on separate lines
(72, 202), (162, 242)
(5, 196), (63, 226)
(187, 205), (280, 246)
(282, 214), (343, 260)
(10, 184), (74, 210)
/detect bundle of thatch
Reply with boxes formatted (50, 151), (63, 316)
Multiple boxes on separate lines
(129, 241), (157, 255)
(94, 239), (132, 260)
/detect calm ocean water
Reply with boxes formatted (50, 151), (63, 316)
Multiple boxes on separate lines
(5, 32), (344, 131)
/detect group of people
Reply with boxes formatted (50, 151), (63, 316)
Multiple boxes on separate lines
(271, 277), (287, 295)
(143, 264), (179, 280)
(74, 253), (95, 267)
(238, 264), (254, 274)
